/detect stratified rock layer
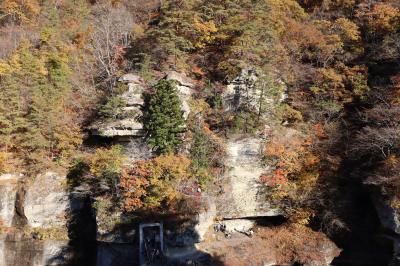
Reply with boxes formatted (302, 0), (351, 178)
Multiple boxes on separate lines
(91, 74), (145, 138)
(218, 137), (282, 218)
(91, 72), (194, 139)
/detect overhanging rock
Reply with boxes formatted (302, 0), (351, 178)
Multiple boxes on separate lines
(90, 118), (144, 138)
(90, 73), (145, 138)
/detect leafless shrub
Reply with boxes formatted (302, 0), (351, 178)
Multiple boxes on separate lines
(319, 210), (349, 235)
(361, 105), (400, 128)
(365, 157), (400, 190)
(0, 24), (38, 58)
(351, 127), (400, 159)
(87, 3), (134, 91)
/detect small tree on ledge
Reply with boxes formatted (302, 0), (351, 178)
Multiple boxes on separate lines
(144, 79), (185, 154)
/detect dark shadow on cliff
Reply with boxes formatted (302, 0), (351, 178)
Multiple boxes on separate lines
(308, 104), (393, 266)
(46, 160), (98, 266)
(93, 201), (226, 265)
(68, 160), (98, 266)
(310, 59), (400, 266)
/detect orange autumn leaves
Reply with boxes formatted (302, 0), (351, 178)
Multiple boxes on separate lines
(0, 0), (40, 24)
(119, 166), (149, 212)
(356, 2), (400, 36)
(260, 129), (321, 197)
(260, 169), (289, 187)
(120, 154), (192, 212)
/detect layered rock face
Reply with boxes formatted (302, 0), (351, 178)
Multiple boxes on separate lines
(165, 71), (194, 119)
(217, 137), (281, 218)
(90, 74), (145, 138)
(90, 72), (194, 140)
(90, 72), (194, 164)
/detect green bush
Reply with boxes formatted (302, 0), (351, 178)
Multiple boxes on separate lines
(190, 125), (226, 188)
(93, 197), (121, 233)
(98, 96), (127, 120)
(89, 145), (127, 193)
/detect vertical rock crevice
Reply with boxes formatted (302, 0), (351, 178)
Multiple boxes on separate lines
(12, 179), (28, 228)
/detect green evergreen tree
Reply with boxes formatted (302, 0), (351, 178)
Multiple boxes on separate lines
(144, 79), (185, 154)
(147, 0), (199, 68)
(190, 126), (211, 171)
(0, 77), (28, 154)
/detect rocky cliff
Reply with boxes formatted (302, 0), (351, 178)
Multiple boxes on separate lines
(0, 72), (341, 266)
(0, 172), (72, 266)
(217, 137), (282, 218)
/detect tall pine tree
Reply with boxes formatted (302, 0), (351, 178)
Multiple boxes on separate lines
(144, 79), (185, 154)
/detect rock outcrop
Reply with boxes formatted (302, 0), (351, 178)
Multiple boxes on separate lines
(91, 118), (143, 138)
(217, 137), (282, 219)
(165, 71), (194, 119)
(91, 72), (194, 139)
(24, 172), (69, 228)
(0, 172), (80, 266)
(223, 68), (287, 114)
(303, 239), (342, 266)
(223, 68), (259, 111)
(90, 74), (145, 138)
(194, 200), (216, 241)
(223, 219), (255, 233)
(0, 174), (21, 227)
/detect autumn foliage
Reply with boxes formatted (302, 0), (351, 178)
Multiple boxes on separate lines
(356, 3), (400, 36)
(1, 1), (400, 258)
(0, 0), (40, 24)
(260, 169), (289, 188)
(261, 130), (320, 216)
(120, 154), (192, 212)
